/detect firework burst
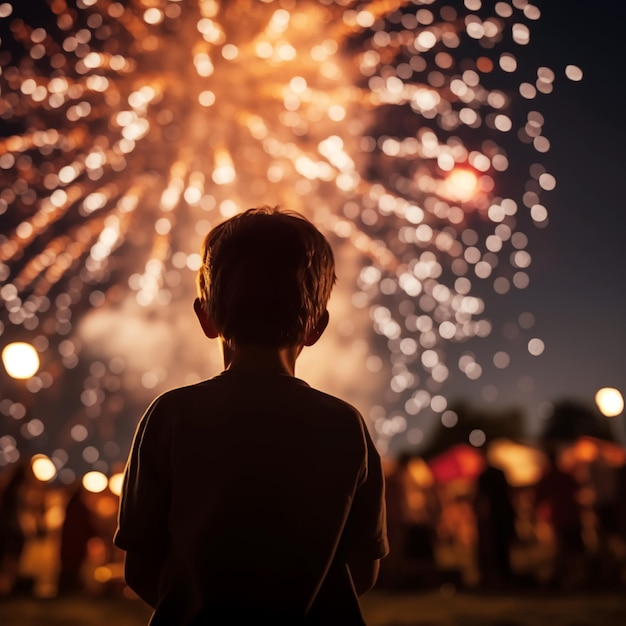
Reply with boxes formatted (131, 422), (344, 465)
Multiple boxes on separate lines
(0, 0), (580, 475)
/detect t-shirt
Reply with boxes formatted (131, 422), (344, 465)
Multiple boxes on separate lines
(114, 370), (388, 625)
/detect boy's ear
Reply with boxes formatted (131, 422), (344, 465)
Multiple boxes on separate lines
(304, 309), (329, 347)
(193, 297), (219, 339)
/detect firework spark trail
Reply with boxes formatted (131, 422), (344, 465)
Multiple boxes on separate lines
(0, 0), (580, 475)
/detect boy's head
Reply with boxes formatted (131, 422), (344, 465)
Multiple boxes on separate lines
(196, 206), (336, 349)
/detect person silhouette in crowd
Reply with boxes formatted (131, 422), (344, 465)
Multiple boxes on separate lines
(58, 483), (98, 595)
(0, 462), (29, 595)
(379, 453), (412, 588)
(474, 453), (516, 588)
(535, 446), (584, 588)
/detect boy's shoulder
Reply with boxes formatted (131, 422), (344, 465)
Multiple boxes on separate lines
(151, 372), (365, 427)
(138, 374), (375, 481)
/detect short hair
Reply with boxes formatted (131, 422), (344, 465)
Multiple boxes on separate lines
(197, 206), (336, 348)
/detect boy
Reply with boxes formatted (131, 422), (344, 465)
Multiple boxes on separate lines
(115, 207), (388, 625)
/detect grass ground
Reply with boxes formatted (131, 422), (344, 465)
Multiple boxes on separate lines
(1, 589), (625, 626)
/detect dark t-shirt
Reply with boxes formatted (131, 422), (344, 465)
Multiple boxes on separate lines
(115, 371), (388, 625)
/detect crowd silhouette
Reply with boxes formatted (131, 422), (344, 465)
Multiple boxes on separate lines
(380, 436), (626, 592)
(1, 435), (626, 599)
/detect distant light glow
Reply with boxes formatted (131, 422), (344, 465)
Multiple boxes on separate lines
(595, 387), (624, 417)
(2, 342), (40, 379)
(94, 566), (113, 583)
(82, 470), (108, 493)
(108, 472), (124, 496)
(487, 439), (543, 487)
(407, 457), (434, 487)
(441, 410), (458, 428)
(31, 454), (56, 481)
(441, 169), (479, 203)
(469, 428), (487, 447)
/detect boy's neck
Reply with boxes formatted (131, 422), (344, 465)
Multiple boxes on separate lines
(221, 342), (303, 377)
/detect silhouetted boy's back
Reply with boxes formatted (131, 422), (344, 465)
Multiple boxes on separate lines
(115, 207), (388, 625)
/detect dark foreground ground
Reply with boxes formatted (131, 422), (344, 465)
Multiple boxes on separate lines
(1, 590), (626, 626)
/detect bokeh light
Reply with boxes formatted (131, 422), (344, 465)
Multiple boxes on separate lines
(487, 438), (544, 487)
(31, 453), (57, 482)
(2, 341), (40, 379)
(82, 470), (108, 493)
(0, 0), (581, 466)
(108, 471), (124, 497)
(595, 387), (624, 417)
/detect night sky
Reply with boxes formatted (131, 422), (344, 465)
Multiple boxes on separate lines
(476, 0), (626, 440)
